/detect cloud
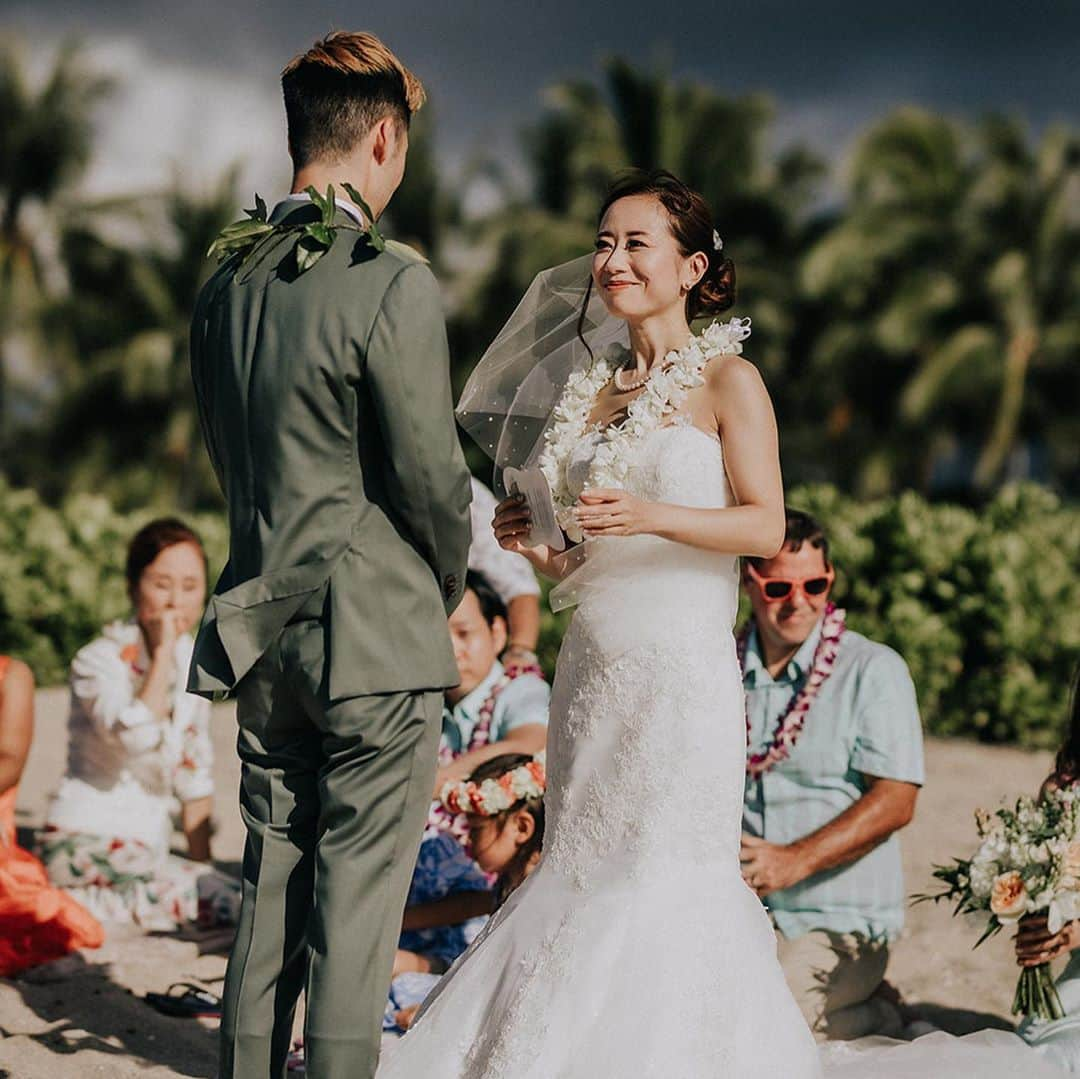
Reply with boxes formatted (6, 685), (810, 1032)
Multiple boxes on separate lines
(7, 2), (1079, 208)
(71, 35), (290, 202)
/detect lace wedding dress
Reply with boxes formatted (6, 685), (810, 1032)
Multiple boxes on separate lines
(379, 369), (1064, 1078)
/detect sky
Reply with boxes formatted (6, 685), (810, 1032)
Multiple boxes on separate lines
(3, 0), (1079, 206)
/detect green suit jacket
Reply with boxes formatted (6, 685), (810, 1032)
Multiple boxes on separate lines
(187, 200), (472, 700)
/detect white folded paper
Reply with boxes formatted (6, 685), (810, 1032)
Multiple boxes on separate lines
(502, 467), (566, 552)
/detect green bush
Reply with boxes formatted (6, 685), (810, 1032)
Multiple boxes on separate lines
(763, 484), (1079, 747)
(539, 482), (1080, 749)
(3, 478), (1078, 748)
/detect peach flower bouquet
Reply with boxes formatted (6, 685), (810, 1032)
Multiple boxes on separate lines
(920, 788), (1080, 1021)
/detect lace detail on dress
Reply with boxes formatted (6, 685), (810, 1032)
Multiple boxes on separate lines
(460, 909), (584, 1078)
(544, 622), (743, 892)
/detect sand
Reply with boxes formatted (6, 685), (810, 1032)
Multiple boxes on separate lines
(0, 688), (1056, 1077)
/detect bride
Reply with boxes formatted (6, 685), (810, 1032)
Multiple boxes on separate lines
(378, 170), (1062, 1078)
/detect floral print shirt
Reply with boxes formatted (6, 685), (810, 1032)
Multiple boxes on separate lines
(45, 621), (214, 848)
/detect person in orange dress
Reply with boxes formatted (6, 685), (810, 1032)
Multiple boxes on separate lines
(0, 654), (104, 977)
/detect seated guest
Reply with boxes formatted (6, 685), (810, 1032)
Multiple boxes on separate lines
(395, 571), (549, 978)
(389, 752), (546, 1032)
(285, 749), (548, 1069)
(468, 477), (542, 670)
(38, 518), (239, 931)
(739, 508), (924, 1041)
(0, 654), (104, 975)
(393, 830), (492, 978)
(431, 569), (549, 811)
(1014, 665), (1080, 1073)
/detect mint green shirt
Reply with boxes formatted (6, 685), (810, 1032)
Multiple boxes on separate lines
(742, 617), (924, 941)
(441, 660), (550, 756)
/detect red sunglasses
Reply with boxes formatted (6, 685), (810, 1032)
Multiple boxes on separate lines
(745, 562), (834, 603)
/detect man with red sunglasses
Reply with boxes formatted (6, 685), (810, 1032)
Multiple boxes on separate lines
(738, 509), (924, 1042)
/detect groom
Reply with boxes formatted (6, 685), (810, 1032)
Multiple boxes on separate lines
(187, 32), (472, 1079)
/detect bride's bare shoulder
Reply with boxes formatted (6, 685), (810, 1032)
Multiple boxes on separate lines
(701, 353), (771, 415)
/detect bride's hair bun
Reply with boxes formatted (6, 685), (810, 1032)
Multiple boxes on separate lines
(597, 169), (735, 320)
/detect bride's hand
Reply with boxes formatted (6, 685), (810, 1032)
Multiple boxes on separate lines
(574, 488), (657, 538)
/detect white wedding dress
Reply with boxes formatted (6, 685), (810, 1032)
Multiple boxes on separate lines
(379, 423), (1064, 1078)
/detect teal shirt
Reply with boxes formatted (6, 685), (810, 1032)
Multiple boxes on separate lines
(441, 660), (550, 756)
(742, 617), (924, 941)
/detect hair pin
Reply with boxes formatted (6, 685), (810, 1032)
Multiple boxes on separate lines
(712, 229), (723, 252)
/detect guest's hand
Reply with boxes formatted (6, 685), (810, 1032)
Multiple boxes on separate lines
(144, 609), (184, 658)
(393, 949), (432, 977)
(395, 1003), (422, 1030)
(573, 489), (656, 538)
(1015, 913), (1080, 967)
(502, 644), (540, 671)
(740, 834), (808, 897)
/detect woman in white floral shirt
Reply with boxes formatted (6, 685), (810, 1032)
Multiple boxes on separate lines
(39, 518), (239, 930)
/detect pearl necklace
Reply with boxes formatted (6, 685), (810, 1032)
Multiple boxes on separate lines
(611, 359), (669, 393)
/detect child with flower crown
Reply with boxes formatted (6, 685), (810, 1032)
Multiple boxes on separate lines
(285, 755), (546, 1069)
(392, 571), (548, 984)
(387, 752), (546, 1033)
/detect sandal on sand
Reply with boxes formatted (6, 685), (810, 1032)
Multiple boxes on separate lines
(145, 982), (223, 1018)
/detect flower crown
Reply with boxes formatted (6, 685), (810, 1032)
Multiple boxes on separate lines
(440, 757), (546, 817)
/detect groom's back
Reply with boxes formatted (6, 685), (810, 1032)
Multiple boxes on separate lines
(193, 220), (408, 577)
(190, 213), (471, 701)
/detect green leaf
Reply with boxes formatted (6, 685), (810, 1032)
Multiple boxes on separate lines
(973, 918), (1003, 949)
(323, 184), (336, 226)
(243, 196), (267, 223)
(295, 233), (329, 274)
(207, 217), (274, 260)
(243, 193), (268, 222)
(234, 221), (273, 239)
(367, 223), (387, 253)
(219, 218), (274, 241)
(303, 222), (335, 247)
(304, 184), (328, 216)
(340, 182), (387, 252)
(340, 181), (369, 214)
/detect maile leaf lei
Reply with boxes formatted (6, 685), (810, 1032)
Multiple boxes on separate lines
(207, 182), (386, 275)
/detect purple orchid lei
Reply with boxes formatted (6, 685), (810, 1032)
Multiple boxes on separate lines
(737, 603), (847, 778)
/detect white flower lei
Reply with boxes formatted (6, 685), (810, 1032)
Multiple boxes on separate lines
(538, 317), (751, 541)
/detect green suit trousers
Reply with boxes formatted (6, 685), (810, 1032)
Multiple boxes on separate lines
(219, 595), (441, 1079)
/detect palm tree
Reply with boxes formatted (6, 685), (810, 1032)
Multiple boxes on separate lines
(32, 169), (240, 510)
(799, 108), (1080, 496)
(452, 58), (825, 397)
(0, 39), (112, 448)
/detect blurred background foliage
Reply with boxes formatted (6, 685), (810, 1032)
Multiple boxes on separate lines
(0, 43), (1077, 738)
(2, 475), (1076, 748)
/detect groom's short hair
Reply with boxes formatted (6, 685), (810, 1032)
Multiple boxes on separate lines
(282, 31), (425, 168)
